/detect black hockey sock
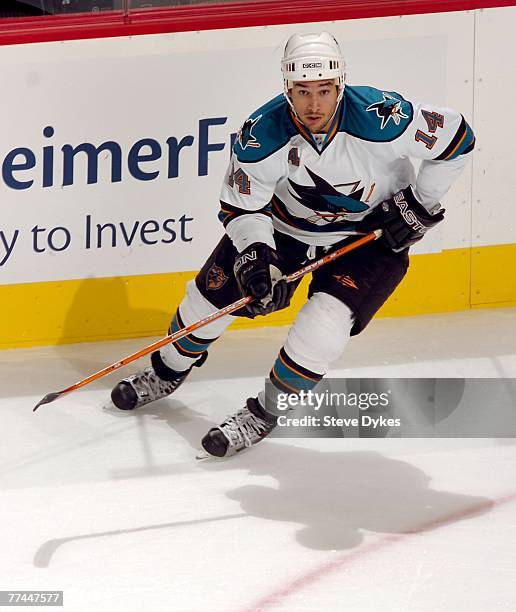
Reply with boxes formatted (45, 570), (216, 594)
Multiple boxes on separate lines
(151, 350), (207, 382)
(248, 397), (278, 425)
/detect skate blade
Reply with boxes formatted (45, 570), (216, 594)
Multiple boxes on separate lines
(195, 449), (214, 461)
(196, 447), (245, 460)
(101, 400), (135, 415)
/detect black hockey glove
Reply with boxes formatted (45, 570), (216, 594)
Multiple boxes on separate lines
(234, 243), (293, 317)
(362, 186), (445, 252)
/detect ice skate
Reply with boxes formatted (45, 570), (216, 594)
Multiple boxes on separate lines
(111, 350), (206, 410)
(199, 397), (277, 458)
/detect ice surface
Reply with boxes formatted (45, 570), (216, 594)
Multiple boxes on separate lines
(1, 308), (515, 611)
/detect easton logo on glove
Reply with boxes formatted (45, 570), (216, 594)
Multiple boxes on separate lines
(362, 185), (445, 252)
(392, 192), (427, 234)
(234, 250), (258, 273)
(234, 242), (296, 317)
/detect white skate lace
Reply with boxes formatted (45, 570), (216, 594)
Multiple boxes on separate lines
(128, 367), (178, 404)
(219, 406), (272, 451)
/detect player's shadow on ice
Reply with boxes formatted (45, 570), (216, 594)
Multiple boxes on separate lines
(202, 447), (492, 551)
(33, 401), (494, 567)
(137, 401), (494, 552)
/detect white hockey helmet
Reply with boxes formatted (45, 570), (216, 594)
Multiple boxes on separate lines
(281, 32), (346, 93)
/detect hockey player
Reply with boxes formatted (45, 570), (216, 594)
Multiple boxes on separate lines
(111, 32), (475, 458)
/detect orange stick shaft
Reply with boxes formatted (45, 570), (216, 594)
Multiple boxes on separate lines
(33, 230), (380, 411)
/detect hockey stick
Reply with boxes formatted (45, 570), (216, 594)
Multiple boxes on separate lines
(33, 230), (381, 411)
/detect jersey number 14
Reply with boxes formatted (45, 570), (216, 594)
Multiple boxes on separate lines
(415, 110), (445, 150)
(228, 163), (251, 195)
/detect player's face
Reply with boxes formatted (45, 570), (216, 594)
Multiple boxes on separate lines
(289, 80), (340, 133)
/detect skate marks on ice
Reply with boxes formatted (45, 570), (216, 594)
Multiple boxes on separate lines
(30, 399), (236, 566)
(33, 422), (494, 570)
(101, 397), (218, 478)
(157, 405), (495, 551)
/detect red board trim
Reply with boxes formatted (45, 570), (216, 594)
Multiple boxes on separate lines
(0, 0), (515, 46)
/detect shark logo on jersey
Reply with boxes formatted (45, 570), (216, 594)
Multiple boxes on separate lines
(238, 115), (262, 150)
(288, 167), (368, 224)
(366, 93), (409, 129)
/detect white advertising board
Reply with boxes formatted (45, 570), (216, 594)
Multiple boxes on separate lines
(472, 5), (516, 247)
(0, 11), (475, 286)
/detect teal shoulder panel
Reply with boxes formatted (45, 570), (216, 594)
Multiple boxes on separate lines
(342, 85), (413, 142)
(234, 94), (296, 163)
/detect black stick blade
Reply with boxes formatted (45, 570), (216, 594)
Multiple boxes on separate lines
(33, 391), (65, 412)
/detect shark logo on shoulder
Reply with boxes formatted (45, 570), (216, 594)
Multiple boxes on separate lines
(238, 115), (262, 149)
(366, 92), (409, 129)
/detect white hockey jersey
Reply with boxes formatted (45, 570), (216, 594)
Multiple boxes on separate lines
(219, 85), (475, 251)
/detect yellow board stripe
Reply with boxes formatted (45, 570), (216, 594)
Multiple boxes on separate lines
(1, 243), (516, 350)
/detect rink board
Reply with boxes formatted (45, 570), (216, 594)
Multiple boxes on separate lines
(1, 7), (515, 348)
(3, 243), (516, 349)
